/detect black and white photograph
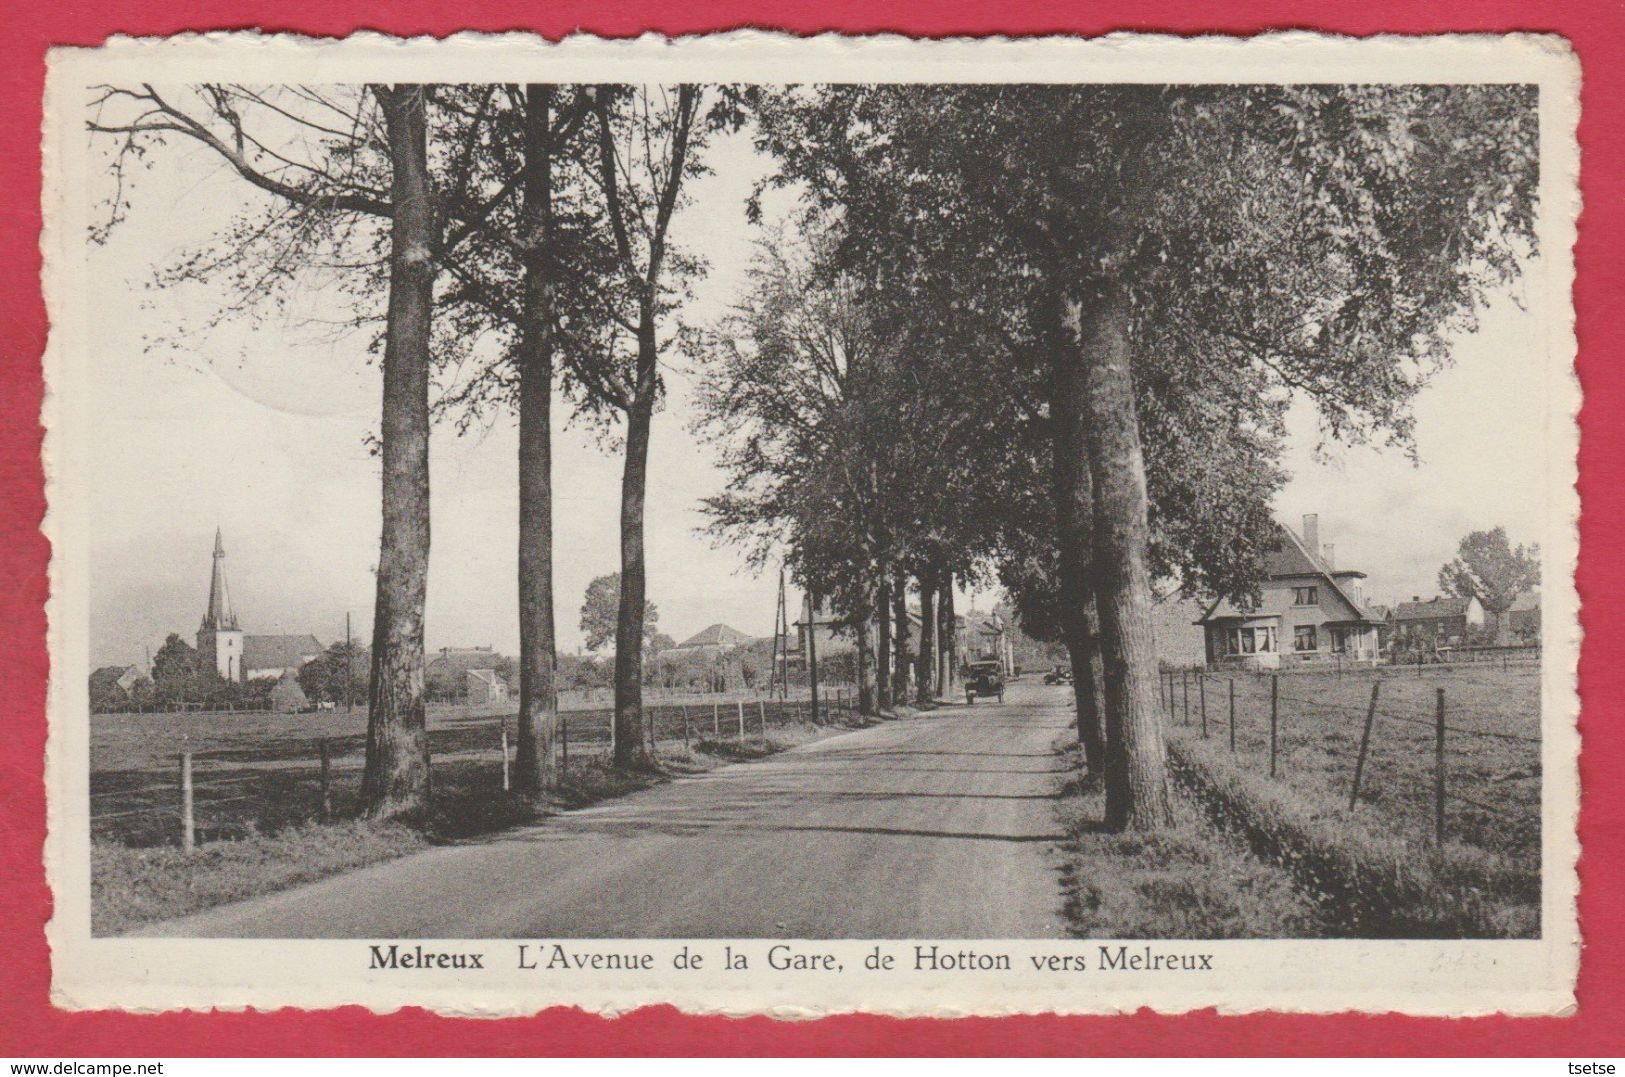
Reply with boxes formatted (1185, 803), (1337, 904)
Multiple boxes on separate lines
(43, 32), (1579, 1016)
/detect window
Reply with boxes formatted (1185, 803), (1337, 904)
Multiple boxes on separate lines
(1222, 626), (1277, 656)
(1295, 625), (1318, 652)
(1293, 586), (1319, 606)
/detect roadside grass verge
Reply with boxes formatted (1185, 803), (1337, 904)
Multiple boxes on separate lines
(1052, 747), (1330, 939)
(1168, 736), (1537, 938)
(92, 819), (427, 936)
(93, 720), (846, 935)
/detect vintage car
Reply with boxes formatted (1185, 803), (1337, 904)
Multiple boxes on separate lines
(1043, 664), (1074, 686)
(964, 660), (1005, 704)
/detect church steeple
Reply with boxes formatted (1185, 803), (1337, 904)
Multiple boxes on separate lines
(201, 527), (238, 632)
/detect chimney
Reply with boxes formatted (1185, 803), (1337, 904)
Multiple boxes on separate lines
(1302, 513), (1320, 554)
(1322, 544), (1335, 569)
(1412, 595), (1420, 604)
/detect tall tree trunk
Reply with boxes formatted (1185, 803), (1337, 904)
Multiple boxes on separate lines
(613, 327), (657, 769)
(362, 85), (435, 819)
(939, 574), (957, 691)
(916, 569), (938, 704)
(892, 577), (911, 702)
(1050, 341), (1108, 782)
(875, 561), (892, 710)
(1065, 284), (1173, 832)
(514, 83), (558, 797)
(855, 605), (876, 716)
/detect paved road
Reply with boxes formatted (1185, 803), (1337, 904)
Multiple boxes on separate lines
(136, 682), (1075, 938)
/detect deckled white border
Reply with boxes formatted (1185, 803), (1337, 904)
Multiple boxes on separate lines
(41, 29), (1582, 1018)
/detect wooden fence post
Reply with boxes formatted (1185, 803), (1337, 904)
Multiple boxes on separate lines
(561, 718), (569, 773)
(1434, 687), (1447, 847)
(713, 703), (720, 737)
(1349, 679), (1381, 809)
(501, 721), (511, 791)
(179, 751), (195, 852)
(1228, 679), (1236, 754)
(682, 705), (690, 750)
(758, 700), (766, 739)
(1182, 670), (1190, 725)
(1269, 674), (1279, 777)
(1199, 675), (1208, 739)
(737, 700), (746, 740)
(318, 738), (333, 822)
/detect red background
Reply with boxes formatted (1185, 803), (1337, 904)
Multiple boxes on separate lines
(4, 1), (1621, 1057)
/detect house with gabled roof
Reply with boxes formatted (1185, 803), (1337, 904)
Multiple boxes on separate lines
(1391, 594), (1485, 648)
(1197, 514), (1386, 669)
(426, 646), (514, 703)
(669, 623), (754, 657)
(464, 668), (510, 705)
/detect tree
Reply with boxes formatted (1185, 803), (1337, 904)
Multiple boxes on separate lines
(575, 85), (707, 767)
(298, 641), (370, 705)
(579, 572), (661, 655)
(151, 633), (200, 702)
(755, 83), (1539, 830)
(86, 84), (506, 818)
(1440, 527), (1541, 645)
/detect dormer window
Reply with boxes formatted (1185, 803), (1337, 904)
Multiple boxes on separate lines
(1293, 586), (1319, 606)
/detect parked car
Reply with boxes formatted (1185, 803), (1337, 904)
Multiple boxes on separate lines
(964, 660), (1005, 704)
(1043, 665), (1074, 686)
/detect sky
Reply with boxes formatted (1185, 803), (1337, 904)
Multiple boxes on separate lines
(83, 108), (1554, 668)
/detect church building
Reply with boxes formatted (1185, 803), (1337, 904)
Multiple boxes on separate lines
(196, 528), (323, 683)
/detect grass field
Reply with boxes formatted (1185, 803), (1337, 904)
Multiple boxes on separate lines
(1162, 666), (1541, 860)
(1158, 665), (1541, 937)
(91, 694), (854, 850)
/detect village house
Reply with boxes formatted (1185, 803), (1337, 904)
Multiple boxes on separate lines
(89, 664), (145, 709)
(1389, 594), (1485, 649)
(1197, 514), (1386, 670)
(790, 596), (925, 683)
(425, 646), (512, 704)
(662, 623), (754, 659)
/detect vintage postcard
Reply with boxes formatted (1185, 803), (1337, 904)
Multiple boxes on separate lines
(42, 30), (1580, 1017)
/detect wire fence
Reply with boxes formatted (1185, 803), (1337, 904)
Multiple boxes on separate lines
(91, 687), (865, 850)
(1157, 664), (1541, 856)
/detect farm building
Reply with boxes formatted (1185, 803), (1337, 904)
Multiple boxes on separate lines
(426, 646), (514, 703)
(1198, 514), (1386, 670)
(1508, 590), (1541, 641)
(465, 668), (510, 705)
(1390, 594), (1485, 647)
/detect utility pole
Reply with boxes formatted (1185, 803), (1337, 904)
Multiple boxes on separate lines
(345, 611), (354, 712)
(777, 566), (790, 701)
(807, 590), (821, 725)
(769, 566), (788, 701)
